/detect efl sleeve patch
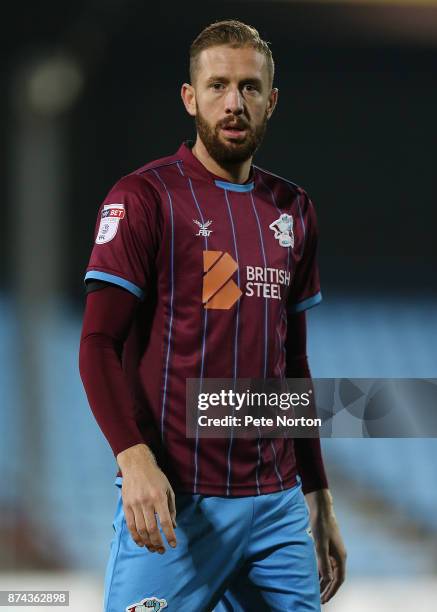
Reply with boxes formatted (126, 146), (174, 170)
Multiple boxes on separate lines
(96, 204), (125, 244)
(85, 174), (162, 294)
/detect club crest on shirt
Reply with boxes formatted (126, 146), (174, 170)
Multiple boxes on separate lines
(269, 213), (294, 248)
(193, 218), (213, 237)
(126, 596), (168, 611)
(96, 203), (125, 244)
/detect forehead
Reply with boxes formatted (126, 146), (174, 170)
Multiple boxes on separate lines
(196, 45), (269, 82)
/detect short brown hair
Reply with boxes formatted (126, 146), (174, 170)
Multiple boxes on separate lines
(189, 19), (275, 87)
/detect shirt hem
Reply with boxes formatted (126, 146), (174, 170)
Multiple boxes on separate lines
(115, 472), (298, 496)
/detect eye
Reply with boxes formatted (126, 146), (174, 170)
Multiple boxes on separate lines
(211, 82), (225, 90)
(243, 83), (258, 93)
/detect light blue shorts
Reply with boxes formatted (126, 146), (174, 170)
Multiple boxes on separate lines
(104, 477), (320, 611)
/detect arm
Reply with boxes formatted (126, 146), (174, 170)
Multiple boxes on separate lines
(79, 283), (177, 553)
(285, 311), (346, 604)
(79, 282), (144, 457)
(285, 310), (327, 494)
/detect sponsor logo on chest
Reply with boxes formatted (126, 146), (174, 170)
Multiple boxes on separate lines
(202, 251), (290, 310)
(190, 213), (296, 309)
(245, 265), (291, 300)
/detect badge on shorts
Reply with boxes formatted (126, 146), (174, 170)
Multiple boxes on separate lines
(126, 596), (168, 611)
(96, 203), (125, 244)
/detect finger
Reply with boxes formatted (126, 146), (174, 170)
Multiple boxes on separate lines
(320, 567), (336, 603)
(320, 575), (333, 600)
(322, 555), (346, 603)
(317, 548), (333, 588)
(168, 489), (177, 529)
(144, 507), (165, 552)
(131, 505), (155, 551)
(337, 551), (347, 584)
(317, 552), (333, 596)
(124, 505), (146, 548)
(321, 556), (341, 602)
(156, 499), (177, 548)
(321, 561), (339, 603)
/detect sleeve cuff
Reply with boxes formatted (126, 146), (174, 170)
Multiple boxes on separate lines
(84, 270), (144, 300)
(288, 291), (322, 314)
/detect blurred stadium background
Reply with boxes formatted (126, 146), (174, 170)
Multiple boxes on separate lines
(1, 0), (436, 610)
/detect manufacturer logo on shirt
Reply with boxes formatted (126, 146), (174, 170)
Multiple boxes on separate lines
(269, 213), (294, 248)
(96, 203), (125, 244)
(193, 219), (213, 237)
(126, 595), (168, 611)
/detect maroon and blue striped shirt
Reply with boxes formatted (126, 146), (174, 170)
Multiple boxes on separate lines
(84, 141), (323, 496)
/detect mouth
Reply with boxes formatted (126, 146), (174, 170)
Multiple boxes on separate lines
(220, 126), (248, 140)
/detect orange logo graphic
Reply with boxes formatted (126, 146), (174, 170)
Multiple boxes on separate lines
(202, 251), (242, 309)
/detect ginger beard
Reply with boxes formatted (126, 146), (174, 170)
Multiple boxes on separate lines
(195, 106), (269, 165)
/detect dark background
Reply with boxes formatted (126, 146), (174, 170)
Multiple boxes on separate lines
(3, 0), (436, 301)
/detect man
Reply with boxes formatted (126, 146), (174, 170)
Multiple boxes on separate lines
(79, 19), (346, 612)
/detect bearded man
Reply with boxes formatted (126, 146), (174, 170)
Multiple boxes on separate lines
(79, 19), (346, 612)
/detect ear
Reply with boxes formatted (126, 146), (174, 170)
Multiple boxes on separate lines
(266, 87), (279, 120)
(181, 83), (197, 117)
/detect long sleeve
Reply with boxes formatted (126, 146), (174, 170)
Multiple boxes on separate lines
(285, 310), (328, 494)
(79, 284), (145, 458)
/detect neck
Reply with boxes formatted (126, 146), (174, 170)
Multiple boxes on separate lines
(192, 136), (252, 184)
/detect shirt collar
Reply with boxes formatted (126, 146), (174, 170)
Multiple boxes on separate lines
(176, 140), (255, 192)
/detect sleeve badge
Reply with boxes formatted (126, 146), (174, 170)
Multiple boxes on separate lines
(95, 203), (125, 244)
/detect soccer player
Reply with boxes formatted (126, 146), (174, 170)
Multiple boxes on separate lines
(79, 19), (347, 612)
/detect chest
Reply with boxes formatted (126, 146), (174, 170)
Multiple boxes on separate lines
(155, 183), (306, 309)
(161, 185), (305, 271)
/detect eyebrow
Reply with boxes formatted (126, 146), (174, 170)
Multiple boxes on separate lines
(205, 75), (263, 88)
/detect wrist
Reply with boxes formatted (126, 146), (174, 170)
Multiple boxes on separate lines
(117, 443), (157, 470)
(305, 488), (333, 515)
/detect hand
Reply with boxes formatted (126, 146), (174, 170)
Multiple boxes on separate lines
(117, 444), (177, 553)
(306, 489), (347, 604)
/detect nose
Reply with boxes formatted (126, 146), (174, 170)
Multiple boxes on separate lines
(224, 87), (244, 115)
